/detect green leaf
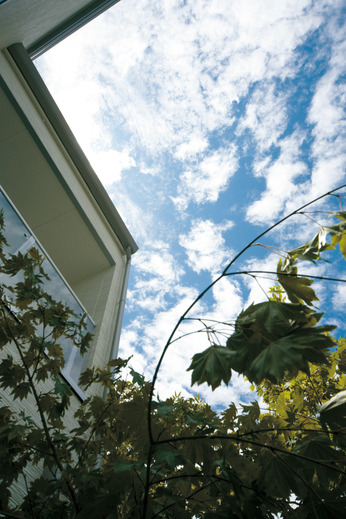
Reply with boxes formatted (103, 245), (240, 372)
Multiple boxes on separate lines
(259, 454), (293, 498)
(53, 376), (71, 398)
(284, 228), (331, 267)
(154, 444), (185, 469)
(333, 211), (346, 221)
(129, 367), (145, 386)
(11, 382), (31, 400)
(277, 259), (318, 306)
(215, 461), (243, 496)
(226, 301), (335, 384)
(282, 219), (346, 269)
(187, 344), (234, 390)
(154, 401), (177, 417)
(318, 390), (346, 429)
(330, 230), (346, 259)
(248, 330), (332, 384)
(239, 400), (260, 420)
(293, 435), (343, 485)
(108, 357), (128, 371)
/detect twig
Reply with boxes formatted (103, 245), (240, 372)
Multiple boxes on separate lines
(154, 434), (346, 475)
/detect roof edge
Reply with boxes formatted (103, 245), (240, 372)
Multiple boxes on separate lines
(28, 0), (121, 59)
(7, 42), (138, 255)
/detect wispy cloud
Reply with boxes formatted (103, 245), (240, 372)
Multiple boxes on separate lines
(307, 33), (346, 197)
(246, 130), (308, 224)
(35, 0), (346, 406)
(88, 148), (135, 185)
(179, 219), (234, 275)
(128, 241), (185, 312)
(236, 83), (288, 153)
(36, 0), (330, 185)
(172, 146), (238, 210)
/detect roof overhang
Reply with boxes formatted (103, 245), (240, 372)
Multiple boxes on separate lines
(7, 43), (138, 256)
(0, 0), (121, 59)
(28, 0), (121, 59)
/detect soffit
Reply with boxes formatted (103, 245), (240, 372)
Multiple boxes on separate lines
(0, 0), (120, 56)
(0, 85), (112, 286)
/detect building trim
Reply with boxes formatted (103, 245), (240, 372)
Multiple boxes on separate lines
(7, 43), (138, 256)
(27, 0), (121, 59)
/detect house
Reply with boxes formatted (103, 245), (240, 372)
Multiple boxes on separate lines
(0, 0), (138, 505)
(0, 0), (141, 509)
(0, 0), (138, 401)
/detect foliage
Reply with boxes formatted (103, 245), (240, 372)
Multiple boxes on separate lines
(0, 187), (346, 518)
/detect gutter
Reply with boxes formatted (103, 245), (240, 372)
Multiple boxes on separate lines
(110, 247), (132, 360)
(103, 246), (132, 399)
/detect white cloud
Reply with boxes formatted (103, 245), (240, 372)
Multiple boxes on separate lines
(128, 241), (185, 312)
(210, 277), (244, 324)
(179, 219), (234, 275)
(174, 134), (209, 161)
(172, 146), (238, 210)
(240, 253), (280, 308)
(120, 285), (203, 374)
(332, 284), (346, 311)
(88, 148), (135, 185)
(121, 289), (252, 407)
(34, 0), (345, 408)
(244, 20), (346, 225)
(307, 34), (346, 197)
(246, 130), (308, 224)
(237, 83), (288, 152)
(36, 0), (328, 164)
(106, 188), (152, 243)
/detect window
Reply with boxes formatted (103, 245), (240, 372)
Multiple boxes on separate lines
(0, 187), (94, 399)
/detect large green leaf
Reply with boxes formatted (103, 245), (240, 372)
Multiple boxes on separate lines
(247, 330), (332, 383)
(187, 344), (235, 390)
(293, 435), (344, 486)
(259, 454), (294, 498)
(225, 301), (335, 384)
(154, 443), (185, 469)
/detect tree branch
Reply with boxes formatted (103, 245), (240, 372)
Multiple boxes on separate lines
(0, 301), (81, 514)
(154, 434), (346, 475)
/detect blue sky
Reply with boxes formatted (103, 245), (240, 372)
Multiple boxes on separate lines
(36, 0), (346, 408)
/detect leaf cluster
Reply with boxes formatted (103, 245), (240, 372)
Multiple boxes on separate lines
(1, 197), (346, 517)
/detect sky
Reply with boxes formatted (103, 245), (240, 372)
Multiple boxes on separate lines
(35, 0), (346, 409)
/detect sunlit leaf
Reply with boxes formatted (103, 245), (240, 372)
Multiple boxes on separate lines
(277, 259), (318, 306)
(318, 390), (346, 429)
